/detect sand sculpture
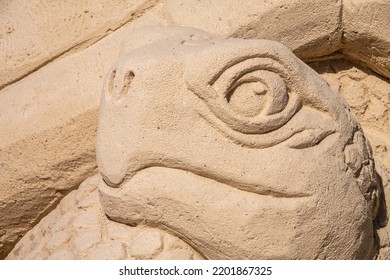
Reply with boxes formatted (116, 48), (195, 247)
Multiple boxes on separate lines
(97, 30), (383, 259)
(2, 0), (390, 259)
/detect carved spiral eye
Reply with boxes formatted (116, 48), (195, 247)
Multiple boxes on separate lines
(185, 44), (336, 149)
(193, 57), (302, 134)
(226, 79), (267, 117)
(225, 70), (289, 118)
(185, 44), (305, 140)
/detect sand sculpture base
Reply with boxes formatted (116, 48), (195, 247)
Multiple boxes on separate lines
(7, 175), (203, 260)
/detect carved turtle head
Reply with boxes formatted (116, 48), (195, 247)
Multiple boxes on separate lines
(97, 28), (381, 259)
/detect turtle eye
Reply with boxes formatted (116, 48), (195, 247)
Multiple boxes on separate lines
(224, 69), (288, 118)
(226, 79), (268, 117)
(190, 56), (302, 135)
(184, 42), (340, 149)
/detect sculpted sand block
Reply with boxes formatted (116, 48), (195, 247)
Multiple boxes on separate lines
(6, 27), (388, 260)
(96, 30), (383, 259)
(3, 1), (390, 259)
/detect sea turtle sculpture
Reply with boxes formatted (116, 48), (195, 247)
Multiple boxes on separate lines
(96, 29), (382, 259)
(7, 28), (386, 260)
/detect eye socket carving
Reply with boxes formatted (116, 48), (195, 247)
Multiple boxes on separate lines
(187, 56), (302, 135)
(226, 79), (268, 117)
(224, 70), (289, 118)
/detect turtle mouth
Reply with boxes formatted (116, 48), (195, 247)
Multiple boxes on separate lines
(100, 165), (313, 199)
(98, 165), (315, 260)
(99, 113), (337, 197)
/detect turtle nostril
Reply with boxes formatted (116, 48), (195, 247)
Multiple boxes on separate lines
(119, 71), (135, 98)
(108, 69), (117, 95)
(101, 174), (123, 188)
(107, 69), (135, 100)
